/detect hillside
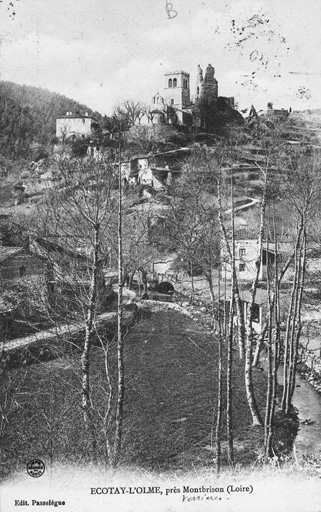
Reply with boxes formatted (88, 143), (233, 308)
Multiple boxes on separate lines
(0, 306), (289, 476)
(0, 81), (102, 159)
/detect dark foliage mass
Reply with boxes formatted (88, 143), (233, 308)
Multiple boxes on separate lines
(195, 95), (244, 134)
(0, 81), (102, 158)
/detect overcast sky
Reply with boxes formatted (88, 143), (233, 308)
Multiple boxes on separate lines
(1, 0), (321, 115)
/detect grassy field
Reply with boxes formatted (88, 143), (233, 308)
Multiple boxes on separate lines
(121, 309), (267, 470)
(0, 308), (296, 478)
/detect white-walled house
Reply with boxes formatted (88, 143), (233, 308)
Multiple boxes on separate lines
(119, 156), (167, 189)
(56, 112), (97, 140)
(120, 162), (131, 181)
(222, 239), (294, 282)
(237, 288), (289, 334)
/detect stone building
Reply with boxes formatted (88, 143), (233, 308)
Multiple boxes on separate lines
(148, 63), (237, 128)
(195, 63), (218, 100)
(149, 92), (167, 124)
(238, 288), (289, 334)
(164, 70), (191, 124)
(266, 104), (289, 120)
(120, 156), (167, 189)
(221, 239), (294, 282)
(56, 111), (98, 140)
(0, 246), (41, 283)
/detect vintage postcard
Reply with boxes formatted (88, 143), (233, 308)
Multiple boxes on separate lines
(0, 0), (321, 511)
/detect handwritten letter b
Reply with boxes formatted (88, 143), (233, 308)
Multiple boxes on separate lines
(165, 1), (178, 19)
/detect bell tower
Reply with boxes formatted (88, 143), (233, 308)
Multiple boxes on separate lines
(164, 70), (190, 110)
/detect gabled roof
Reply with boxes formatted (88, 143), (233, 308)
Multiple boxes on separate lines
(0, 295), (17, 314)
(31, 237), (88, 261)
(154, 147), (191, 157)
(131, 154), (150, 161)
(240, 288), (289, 306)
(0, 247), (24, 264)
(57, 113), (97, 121)
(152, 92), (165, 101)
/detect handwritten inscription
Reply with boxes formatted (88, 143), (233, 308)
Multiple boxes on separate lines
(165, 1), (177, 19)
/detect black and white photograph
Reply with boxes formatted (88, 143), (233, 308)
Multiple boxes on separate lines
(0, 1), (321, 510)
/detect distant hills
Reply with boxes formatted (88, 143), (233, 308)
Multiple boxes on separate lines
(0, 81), (102, 159)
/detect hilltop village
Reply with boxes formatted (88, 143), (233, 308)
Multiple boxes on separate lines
(0, 63), (321, 477)
(56, 63), (240, 136)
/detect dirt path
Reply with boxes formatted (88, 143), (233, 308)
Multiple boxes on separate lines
(0, 311), (117, 352)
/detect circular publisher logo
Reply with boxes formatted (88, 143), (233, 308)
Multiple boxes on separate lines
(27, 459), (45, 478)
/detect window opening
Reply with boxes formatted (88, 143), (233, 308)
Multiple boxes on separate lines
(252, 303), (260, 323)
(20, 265), (27, 278)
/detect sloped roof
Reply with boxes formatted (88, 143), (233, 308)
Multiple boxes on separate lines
(57, 113), (97, 121)
(32, 237), (88, 261)
(239, 288), (289, 306)
(0, 295), (17, 314)
(0, 247), (24, 264)
(152, 92), (165, 101)
(149, 108), (166, 115)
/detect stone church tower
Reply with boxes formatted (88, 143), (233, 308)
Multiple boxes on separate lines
(164, 71), (190, 110)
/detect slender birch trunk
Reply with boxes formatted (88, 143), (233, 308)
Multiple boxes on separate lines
(281, 221), (304, 413)
(289, 232), (306, 399)
(81, 223), (100, 463)
(284, 241), (301, 413)
(264, 234), (276, 456)
(217, 174), (245, 358)
(252, 251), (294, 367)
(227, 265), (234, 465)
(244, 166), (267, 427)
(114, 146), (125, 467)
(215, 267), (222, 473)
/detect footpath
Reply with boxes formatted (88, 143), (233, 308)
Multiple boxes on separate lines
(0, 311), (117, 353)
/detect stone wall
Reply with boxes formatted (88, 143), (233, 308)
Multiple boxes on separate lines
(0, 252), (42, 281)
(298, 345), (321, 394)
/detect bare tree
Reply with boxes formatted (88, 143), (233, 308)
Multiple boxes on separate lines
(113, 101), (146, 130)
(243, 163), (267, 427)
(215, 269), (223, 472)
(226, 197), (235, 464)
(113, 146), (124, 467)
(34, 156), (116, 463)
(159, 155), (221, 316)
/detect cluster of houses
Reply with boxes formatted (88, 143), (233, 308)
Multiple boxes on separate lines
(0, 224), (295, 336)
(1, 63), (297, 336)
(119, 147), (191, 189)
(55, 63), (232, 142)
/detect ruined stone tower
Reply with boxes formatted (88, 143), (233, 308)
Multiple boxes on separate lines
(196, 64), (218, 100)
(195, 64), (204, 100)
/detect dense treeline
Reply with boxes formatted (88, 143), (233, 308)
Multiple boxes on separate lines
(0, 81), (102, 158)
